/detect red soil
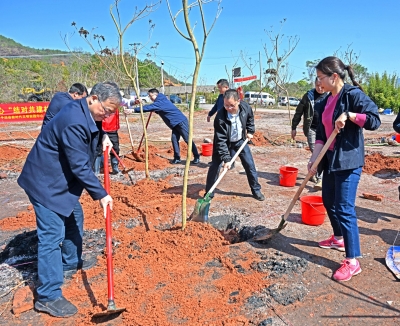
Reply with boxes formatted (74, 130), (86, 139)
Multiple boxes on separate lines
(0, 145), (30, 171)
(1, 176), (271, 324)
(363, 153), (400, 174)
(251, 131), (268, 146)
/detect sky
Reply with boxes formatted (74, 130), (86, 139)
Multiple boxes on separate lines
(1, 0), (400, 86)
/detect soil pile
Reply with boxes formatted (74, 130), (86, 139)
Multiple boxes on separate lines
(0, 177), (279, 324)
(117, 145), (171, 171)
(251, 131), (268, 146)
(364, 153), (400, 175)
(0, 145), (30, 171)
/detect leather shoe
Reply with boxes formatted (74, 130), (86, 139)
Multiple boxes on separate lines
(35, 296), (77, 317)
(191, 158), (200, 164)
(63, 256), (97, 278)
(171, 158), (181, 164)
(252, 191), (265, 201)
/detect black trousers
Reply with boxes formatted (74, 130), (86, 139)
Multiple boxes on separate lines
(205, 139), (261, 197)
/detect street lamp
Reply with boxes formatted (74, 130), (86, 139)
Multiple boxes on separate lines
(160, 60), (165, 94)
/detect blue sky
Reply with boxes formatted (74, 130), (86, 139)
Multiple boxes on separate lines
(1, 0), (399, 86)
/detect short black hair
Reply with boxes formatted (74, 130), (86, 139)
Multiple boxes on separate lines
(69, 83), (87, 95)
(217, 79), (229, 88)
(223, 89), (239, 101)
(148, 88), (159, 95)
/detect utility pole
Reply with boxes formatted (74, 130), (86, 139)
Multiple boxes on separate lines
(161, 60), (165, 94)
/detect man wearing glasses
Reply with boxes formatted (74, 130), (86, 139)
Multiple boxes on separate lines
(205, 89), (265, 201)
(17, 82), (121, 318)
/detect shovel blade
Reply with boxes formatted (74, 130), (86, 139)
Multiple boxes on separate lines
(92, 307), (126, 318)
(191, 197), (211, 223)
(251, 219), (287, 241)
(132, 152), (144, 162)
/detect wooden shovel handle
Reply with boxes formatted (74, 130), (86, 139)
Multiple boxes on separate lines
(124, 112), (135, 153)
(282, 129), (339, 222)
(207, 138), (249, 195)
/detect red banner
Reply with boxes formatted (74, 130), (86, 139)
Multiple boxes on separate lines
(233, 75), (257, 83)
(0, 102), (49, 123)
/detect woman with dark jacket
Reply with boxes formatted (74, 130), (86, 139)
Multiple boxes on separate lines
(308, 56), (381, 282)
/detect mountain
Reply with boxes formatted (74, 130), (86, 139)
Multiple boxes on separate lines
(0, 35), (69, 57)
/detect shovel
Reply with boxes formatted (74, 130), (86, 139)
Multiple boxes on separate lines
(132, 112), (153, 162)
(251, 129), (338, 241)
(191, 139), (249, 223)
(124, 112), (136, 154)
(110, 147), (135, 185)
(93, 147), (126, 317)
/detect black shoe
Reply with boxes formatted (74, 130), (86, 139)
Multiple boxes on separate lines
(252, 191), (265, 201)
(191, 158), (200, 164)
(171, 158), (181, 164)
(63, 256), (97, 278)
(34, 296), (77, 317)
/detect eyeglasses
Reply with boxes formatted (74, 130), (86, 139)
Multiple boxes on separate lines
(99, 101), (115, 117)
(316, 75), (329, 82)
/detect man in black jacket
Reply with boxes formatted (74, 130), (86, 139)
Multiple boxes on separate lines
(205, 89), (264, 201)
(291, 78), (326, 189)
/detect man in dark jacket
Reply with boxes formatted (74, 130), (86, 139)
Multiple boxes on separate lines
(207, 79), (229, 122)
(291, 78), (327, 189)
(41, 83), (88, 128)
(205, 89), (264, 201)
(125, 88), (200, 164)
(18, 82), (121, 318)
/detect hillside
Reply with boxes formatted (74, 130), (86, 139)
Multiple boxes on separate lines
(0, 35), (181, 84)
(0, 35), (69, 57)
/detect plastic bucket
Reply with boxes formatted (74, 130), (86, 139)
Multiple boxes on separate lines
(202, 143), (213, 156)
(300, 196), (326, 226)
(396, 134), (400, 143)
(279, 166), (298, 187)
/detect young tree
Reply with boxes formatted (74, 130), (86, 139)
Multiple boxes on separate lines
(263, 19), (299, 124)
(166, 0), (222, 229)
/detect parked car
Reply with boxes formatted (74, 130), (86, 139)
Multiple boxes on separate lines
(279, 96), (300, 106)
(244, 91), (275, 105)
(130, 91), (151, 103)
(170, 94), (182, 104)
(197, 96), (206, 104)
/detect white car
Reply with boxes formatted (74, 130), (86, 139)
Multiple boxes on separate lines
(197, 96), (206, 104)
(130, 91), (151, 103)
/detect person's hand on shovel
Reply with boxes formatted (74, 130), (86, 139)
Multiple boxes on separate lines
(102, 134), (113, 154)
(100, 195), (113, 218)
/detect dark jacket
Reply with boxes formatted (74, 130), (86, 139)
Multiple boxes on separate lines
(42, 92), (74, 129)
(208, 94), (224, 117)
(134, 93), (186, 129)
(18, 99), (107, 217)
(292, 89), (327, 136)
(213, 101), (255, 163)
(315, 83), (381, 172)
(393, 112), (400, 133)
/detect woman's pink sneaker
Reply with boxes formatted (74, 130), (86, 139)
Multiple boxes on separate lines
(332, 259), (362, 281)
(318, 235), (345, 252)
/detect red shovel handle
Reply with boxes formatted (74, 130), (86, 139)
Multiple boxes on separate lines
(110, 147), (127, 170)
(136, 112), (153, 152)
(103, 147), (115, 302)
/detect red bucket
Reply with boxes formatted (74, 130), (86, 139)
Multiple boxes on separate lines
(279, 166), (298, 187)
(202, 143), (213, 156)
(396, 134), (400, 143)
(300, 196), (326, 226)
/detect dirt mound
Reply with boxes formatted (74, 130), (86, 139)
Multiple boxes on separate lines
(252, 131), (268, 146)
(118, 145), (171, 171)
(1, 177), (283, 324)
(0, 178), (191, 232)
(363, 153), (400, 175)
(0, 145), (30, 171)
